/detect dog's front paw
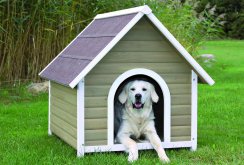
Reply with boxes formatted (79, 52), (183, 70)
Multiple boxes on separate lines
(128, 151), (138, 162)
(159, 155), (170, 163)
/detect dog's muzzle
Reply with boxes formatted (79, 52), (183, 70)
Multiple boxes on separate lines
(133, 94), (144, 109)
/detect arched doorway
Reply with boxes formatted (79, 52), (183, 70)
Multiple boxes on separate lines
(107, 68), (171, 145)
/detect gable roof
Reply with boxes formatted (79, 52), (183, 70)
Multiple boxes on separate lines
(39, 5), (215, 88)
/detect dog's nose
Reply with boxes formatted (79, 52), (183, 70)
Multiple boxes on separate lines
(135, 94), (142, 100)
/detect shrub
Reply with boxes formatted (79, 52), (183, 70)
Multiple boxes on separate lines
(195, 0), (244, 39)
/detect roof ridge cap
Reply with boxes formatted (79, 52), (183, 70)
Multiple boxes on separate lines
(94, 5), (151, 19)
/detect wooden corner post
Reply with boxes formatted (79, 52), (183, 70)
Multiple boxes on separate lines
(77, 79), (85, 157)
(191, 71), (198, 151)
(48, 81), (52, 135)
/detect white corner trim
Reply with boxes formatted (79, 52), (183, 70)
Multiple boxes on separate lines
(48, 81), (52, 135)
(191, 71), (198, 151)
(146, 13), (215, 86)
(77, 79), (85, 157)
(84, 141), (192, 153)
(94, 5), (151, 19)
(107, 68), (171, 145)
(69, 12), (144, 88)
(39, 19), (96, 76)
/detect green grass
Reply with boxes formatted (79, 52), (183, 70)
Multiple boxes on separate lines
(0, 40), (243, 164)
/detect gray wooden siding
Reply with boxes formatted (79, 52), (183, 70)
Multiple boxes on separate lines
(50, 82), (77, 149)
(84, 16), (192, 145)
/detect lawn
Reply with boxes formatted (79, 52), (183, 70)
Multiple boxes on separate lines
(0, 40), (243, 164)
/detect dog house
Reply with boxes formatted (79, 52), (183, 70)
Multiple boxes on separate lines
(39, 5), (214, 157)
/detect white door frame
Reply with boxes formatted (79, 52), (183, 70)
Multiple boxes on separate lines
(107, 68), (171, 146)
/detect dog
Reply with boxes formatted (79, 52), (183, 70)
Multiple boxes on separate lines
(115, 80), (170, 163)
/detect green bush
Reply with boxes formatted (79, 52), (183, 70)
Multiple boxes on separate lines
(195, 0), (244, 39)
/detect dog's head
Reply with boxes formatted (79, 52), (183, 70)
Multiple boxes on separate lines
(118, 80), (159, 109)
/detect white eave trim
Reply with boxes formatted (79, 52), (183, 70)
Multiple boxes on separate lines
(94, 5), (151, 19)
(146, 13), (214, 86)
(69, 12), (144, 88)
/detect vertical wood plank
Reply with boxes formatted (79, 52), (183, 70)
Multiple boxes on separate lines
(48, 81), (52, 135)
(191, 71), (198, 151)
(77, 80), (85, 156)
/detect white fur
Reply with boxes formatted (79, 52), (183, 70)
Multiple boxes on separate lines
(117, 80), (170, 163)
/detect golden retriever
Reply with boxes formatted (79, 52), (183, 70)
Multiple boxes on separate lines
(116, 80), (170, 162)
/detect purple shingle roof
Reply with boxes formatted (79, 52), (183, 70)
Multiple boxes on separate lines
(40, 14), (137, 86)
(39, 5), (214, 87)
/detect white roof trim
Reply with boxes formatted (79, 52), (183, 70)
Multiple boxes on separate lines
(69, 12), (144, 88)
(146, 13), (215, 86)
(94, 5), (151, 19)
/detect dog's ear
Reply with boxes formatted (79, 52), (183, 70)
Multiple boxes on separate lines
(118, 86), (128, 104)
(150, 84), (159, 103)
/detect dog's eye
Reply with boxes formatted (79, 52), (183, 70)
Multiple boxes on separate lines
(142, 88), (147, 91)
(130, 88), (135, 91)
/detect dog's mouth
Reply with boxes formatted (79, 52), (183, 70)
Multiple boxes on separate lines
(133, 101), (144, 109)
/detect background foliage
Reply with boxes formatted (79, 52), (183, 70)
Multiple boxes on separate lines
(195, 0), (244, 39)
(0, 0), (222, 82)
